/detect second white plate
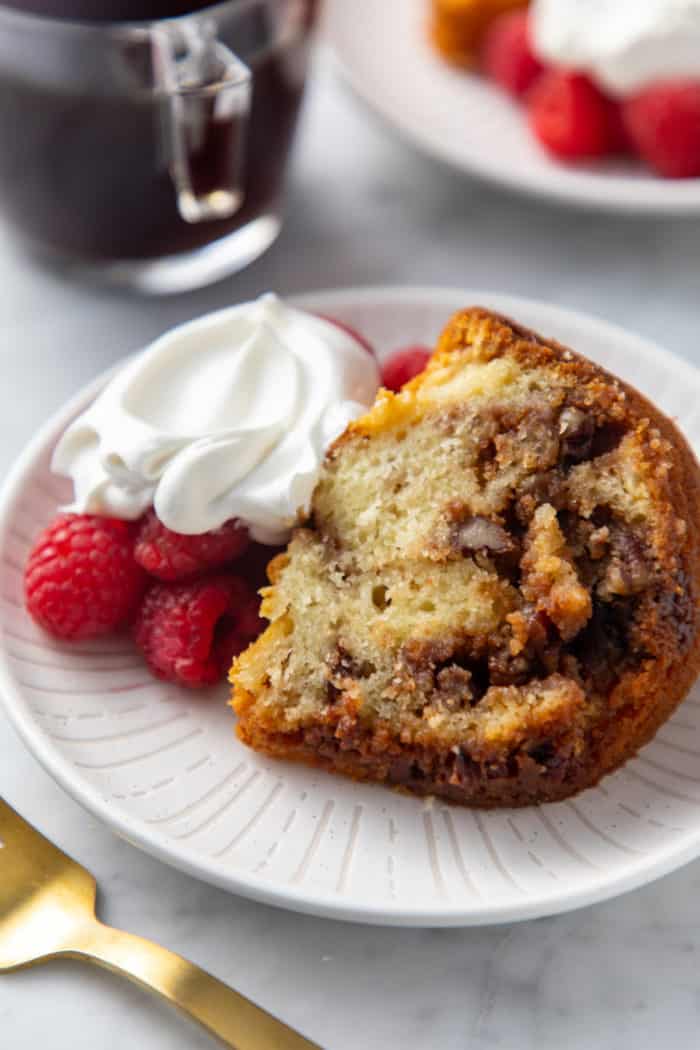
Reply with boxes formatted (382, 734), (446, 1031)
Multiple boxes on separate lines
(324, 0), (700, 215)
(2, 286), (700, 926)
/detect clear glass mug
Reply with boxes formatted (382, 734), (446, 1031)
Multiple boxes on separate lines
(0, 0), (318, 291)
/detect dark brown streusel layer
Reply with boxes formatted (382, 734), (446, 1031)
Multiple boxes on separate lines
(383, 394), (662, 714)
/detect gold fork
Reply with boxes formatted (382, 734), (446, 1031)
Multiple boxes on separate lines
(0, 797), (319, 1049)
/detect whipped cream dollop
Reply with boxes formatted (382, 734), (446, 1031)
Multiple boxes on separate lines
(532, 0), (700, 96)
(52, 294), (380, 544)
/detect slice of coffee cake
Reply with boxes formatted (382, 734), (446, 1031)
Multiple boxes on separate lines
(230, 309), (700, 807)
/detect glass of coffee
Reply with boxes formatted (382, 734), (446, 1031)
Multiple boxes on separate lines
(0, 0), (318, 291)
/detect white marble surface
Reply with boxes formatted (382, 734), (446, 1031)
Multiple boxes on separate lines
(3, 47), (700, 1050)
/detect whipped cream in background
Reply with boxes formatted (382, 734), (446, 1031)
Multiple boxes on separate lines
(52, 294), (380, 544)
(532, 0), (700, 96)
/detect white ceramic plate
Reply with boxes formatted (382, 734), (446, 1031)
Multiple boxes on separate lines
(3, 286), (700, 928)
(324, 0), (700, 215)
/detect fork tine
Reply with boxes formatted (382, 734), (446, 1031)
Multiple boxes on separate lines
(0, 796), (96, 899)
(0, 796), (98, 971)
(0, 796), (66, 857)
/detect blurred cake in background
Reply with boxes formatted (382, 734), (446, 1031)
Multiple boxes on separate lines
(429, 0), (700, 178)
(430, 0), (529, 67)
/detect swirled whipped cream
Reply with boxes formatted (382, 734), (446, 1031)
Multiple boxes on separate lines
(532, 0), (700, 96)
(52, 294), (380, 544)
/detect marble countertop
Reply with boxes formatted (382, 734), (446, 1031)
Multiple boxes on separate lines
(3, 49), (700, 1050)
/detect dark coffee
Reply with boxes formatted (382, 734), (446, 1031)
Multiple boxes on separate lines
(0, 1), (220, 20)
(0, 0), (316, 262)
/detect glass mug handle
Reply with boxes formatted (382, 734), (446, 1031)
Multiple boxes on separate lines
(151, 18), (252, 224)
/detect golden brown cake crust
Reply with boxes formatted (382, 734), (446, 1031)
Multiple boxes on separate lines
(231, 309), (700, 808)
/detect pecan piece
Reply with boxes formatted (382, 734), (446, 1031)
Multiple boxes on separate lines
(457, 516), (514, 555)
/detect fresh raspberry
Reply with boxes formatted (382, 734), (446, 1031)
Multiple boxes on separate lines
(133, 573), (264, 687)
(529, 71), (617, 160)
(25, 513), (146, 641)
(481, 11), (544, 99)
(622, 81), (700, 178)
(317, 314), (375, 357)
(134, 510), (249, 581)
(381, 346), (432, 392)
(603, 98), (634, 155)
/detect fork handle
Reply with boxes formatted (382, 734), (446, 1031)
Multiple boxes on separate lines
(67, 920), (319, 1050)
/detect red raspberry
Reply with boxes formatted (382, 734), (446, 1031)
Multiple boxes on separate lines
(622, 81), (700, 178)
(607, 100), (634, 155)
(529, 71), (616, 160)
(381, 346), (432, 392)
(134, 510), (249, 581)
(317, 314), (375, 358)
(133, 573), (264, 688)
(25, 513), (146, 641)
(481, 11), (544, 99)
